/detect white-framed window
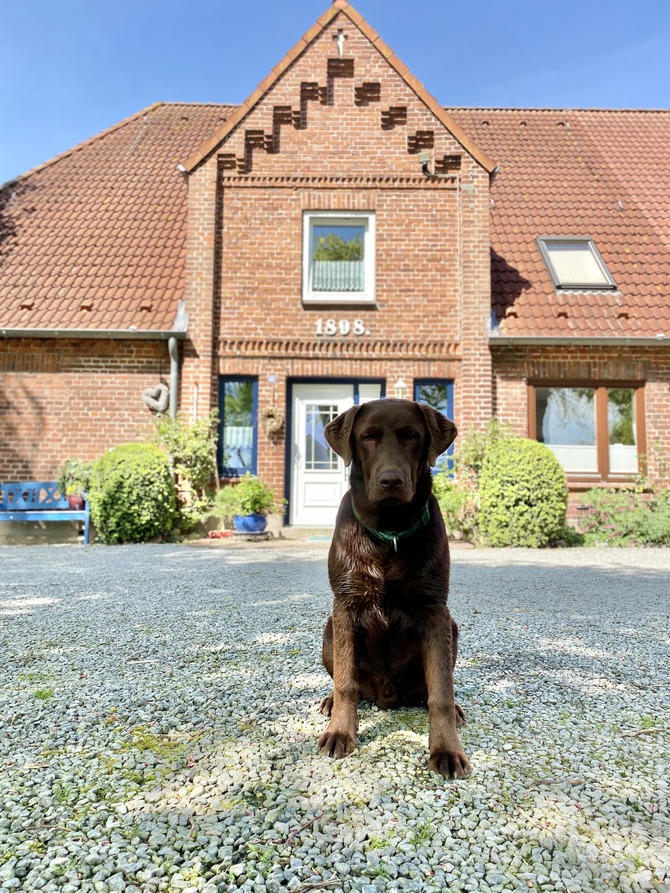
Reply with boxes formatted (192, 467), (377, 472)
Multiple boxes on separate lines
(537, 237), (616, 290)
(303, 211), (375, 304)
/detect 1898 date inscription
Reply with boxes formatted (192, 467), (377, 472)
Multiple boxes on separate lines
(315, 319), (368, 337)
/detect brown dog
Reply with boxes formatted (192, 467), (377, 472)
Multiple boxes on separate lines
(318, 398), (470, 779)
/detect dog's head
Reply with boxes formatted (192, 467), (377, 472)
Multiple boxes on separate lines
(324, 398), (457, 506)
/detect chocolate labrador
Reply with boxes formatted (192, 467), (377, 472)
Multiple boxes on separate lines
(318, 398), (470, 779)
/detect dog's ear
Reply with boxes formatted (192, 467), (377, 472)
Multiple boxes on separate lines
(325, 405), (361, 466)
(417, 403), (457, 466)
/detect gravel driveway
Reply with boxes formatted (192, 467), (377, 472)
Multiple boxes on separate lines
(0, 543), (668, 893)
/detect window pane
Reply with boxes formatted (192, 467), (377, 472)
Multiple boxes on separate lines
(536, 387), (597, 472)
(223, 381), (254, 472)
(544, 241), (610, 287)
(311, 223), (365, 292)
(416, 381), (453, 474)
(305, 403), (339, 471)
(416, 382), (448, 414)
(608, 388), (638, 474)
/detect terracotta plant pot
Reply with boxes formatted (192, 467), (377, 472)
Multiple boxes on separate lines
(67, 495), (85, 511)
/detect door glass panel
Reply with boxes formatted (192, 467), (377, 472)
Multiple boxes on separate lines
(608, 388), (638, 474)
(305, 404), (339, 471)
(536, 387), (597, 472)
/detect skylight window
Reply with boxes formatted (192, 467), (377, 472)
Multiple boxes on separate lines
(537, 237), (616, 290)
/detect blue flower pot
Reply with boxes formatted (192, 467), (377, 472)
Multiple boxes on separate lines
(233, 513), (268, 532)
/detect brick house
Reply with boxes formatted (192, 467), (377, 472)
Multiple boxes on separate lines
(1, 0), (669, 527)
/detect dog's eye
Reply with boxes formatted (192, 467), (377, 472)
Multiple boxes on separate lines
(398, 428), (420, 441)
(361, 432), (378, 443)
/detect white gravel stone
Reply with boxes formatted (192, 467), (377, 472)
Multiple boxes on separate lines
(0, 543), (669, 893)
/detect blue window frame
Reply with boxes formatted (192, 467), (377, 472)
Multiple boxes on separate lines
(414, 379), (455, 474)
(217, 377), (258, 477)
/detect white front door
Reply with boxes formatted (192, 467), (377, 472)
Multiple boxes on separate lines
(290, 384), (354, 526)
(290, 382), (383, 526)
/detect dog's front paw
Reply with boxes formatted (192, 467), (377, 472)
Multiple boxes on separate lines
(319, 693), (334, 716)
(318, 729), (356, 759)
(429, 748), (472, 779)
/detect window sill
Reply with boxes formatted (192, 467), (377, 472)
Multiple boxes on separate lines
(566, 477), (639, 491)
(302, 295), (376, 306)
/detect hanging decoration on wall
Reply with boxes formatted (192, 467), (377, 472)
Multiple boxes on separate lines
(142, 382), (169, 414)
(261, 405), (284, 435)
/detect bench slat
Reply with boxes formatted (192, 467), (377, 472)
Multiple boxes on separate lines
(0, 481), (90, 544)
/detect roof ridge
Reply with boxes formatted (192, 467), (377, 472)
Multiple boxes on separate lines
(447, 106), (670, 114)
(1, 102), (171, 188)
(1, 101), (238, 189)
(163, 101), (239, 110)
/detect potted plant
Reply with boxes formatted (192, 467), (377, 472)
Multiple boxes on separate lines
(212, 473), (280, 532)
(57, 458), (92, 510)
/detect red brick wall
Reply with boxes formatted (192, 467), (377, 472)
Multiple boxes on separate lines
(0, 338), (169, 480)
(182, 12), (493, 507)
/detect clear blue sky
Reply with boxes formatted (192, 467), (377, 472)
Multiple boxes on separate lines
(1, 0), (669, 185)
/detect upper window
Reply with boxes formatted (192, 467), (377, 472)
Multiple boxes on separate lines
(217, 377), (258, 477)
(303, 211), (375, 304)
(537, 237), (616, 290)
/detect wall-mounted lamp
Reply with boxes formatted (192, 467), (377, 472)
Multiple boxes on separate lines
(394, 379), (408, 400)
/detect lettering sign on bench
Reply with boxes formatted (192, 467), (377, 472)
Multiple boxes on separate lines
(0, 481), (91, 545)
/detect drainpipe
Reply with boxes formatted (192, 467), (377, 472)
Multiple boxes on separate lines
(168, 337), (179, 419)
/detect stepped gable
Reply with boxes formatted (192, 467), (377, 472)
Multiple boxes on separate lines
(184, 1), (495, 178)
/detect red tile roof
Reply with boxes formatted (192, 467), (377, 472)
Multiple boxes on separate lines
(450, 108), (670, 340)
(0, 103), (233, 333)
(2, 101), (668, 342)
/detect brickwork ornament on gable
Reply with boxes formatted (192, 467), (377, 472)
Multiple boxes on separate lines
(183, 2), (495, 176)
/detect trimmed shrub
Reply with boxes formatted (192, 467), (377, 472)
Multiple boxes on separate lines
(478, 439), (567, 547)
(89, 443), (176, 544)
(579, 487), (670, 546)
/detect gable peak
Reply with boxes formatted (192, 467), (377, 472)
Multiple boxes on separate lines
(184, 2), (495, 174)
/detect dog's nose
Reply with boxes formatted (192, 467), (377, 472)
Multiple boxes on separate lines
(379, 469), (404, 491)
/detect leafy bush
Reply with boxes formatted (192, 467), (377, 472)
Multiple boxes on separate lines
(89, 444), (176, 544)
(151, 410), (218, 530)
(432, 475), (478, 542)
(432, 418), (515, 543)
(477, 438), (568, 547)
(579, 487), (670, 546)
(211, 473), (280, 522)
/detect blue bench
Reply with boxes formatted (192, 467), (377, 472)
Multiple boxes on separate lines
(0, 481), (91, 545)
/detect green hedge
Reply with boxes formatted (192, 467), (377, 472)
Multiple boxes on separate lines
(89, 443), (176, 544)
(478, 439), (567, 547)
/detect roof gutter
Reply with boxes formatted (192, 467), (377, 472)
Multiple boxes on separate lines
(0, 328), (188, 341)
(489, 334), (670, 347)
